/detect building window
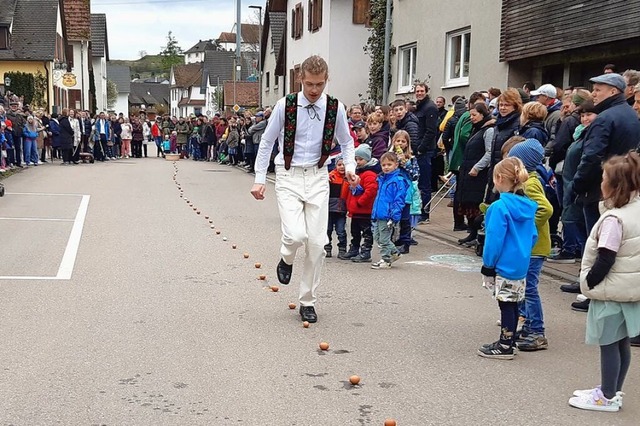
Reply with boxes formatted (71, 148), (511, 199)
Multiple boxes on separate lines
(0, 26), (10, 49)
(398, 43), (417, 92)
(274, 75), (279, 89)
(308, 0), (322, 32)
(445, 28), (471, 86)
(291, 3), (303, 40)
(265, 72), (270, 90)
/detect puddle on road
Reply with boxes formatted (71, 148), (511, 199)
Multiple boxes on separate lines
(405, 254), (481, 273)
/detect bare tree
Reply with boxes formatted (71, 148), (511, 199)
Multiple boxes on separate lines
(138, 50), (147, 59)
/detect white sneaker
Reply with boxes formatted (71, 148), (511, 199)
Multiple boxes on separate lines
(371, 259), (391, 269)
(569, 387), (623, 412)
(37, 161), (43, 165)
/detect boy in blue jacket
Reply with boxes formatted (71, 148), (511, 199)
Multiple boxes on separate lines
(479, 157), (538, 359)
(370, 152), (409, 269)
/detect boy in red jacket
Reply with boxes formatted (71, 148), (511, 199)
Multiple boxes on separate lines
(342, 144), (381, 262)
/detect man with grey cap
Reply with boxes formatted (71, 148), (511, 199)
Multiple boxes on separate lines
(571, 73), (640, 229)
(562, 75), (640, 305)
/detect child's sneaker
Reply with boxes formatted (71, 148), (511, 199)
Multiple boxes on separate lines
(569, 387), (623, 412)
(477, 341), (514, 360)
(371, 259), (391, 269)
(516, 334), (548, 351)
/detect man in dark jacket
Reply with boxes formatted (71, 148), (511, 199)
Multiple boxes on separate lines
(413, 83), (439, 222)
(58, 109), (75, 165)
(563, 74), (640, 310)
(571, 73), (640, 232)
(392, 99), (419, 147)
(6, 102), (25, 167)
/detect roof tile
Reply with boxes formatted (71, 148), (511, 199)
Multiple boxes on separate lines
(63, 0), (91, 41)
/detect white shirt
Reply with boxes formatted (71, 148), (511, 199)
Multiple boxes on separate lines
(254, 92), (356, 184)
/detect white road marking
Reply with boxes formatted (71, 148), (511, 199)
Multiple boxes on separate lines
(56, 195), (90, 279)
(0, 193), (90, 280)
(0, 217), (75, 222)
(6, 192), (85, 197)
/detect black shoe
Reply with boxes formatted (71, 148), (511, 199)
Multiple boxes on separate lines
(300, 305), (317, 323)
(325, 249), (332, 258)
(410, 238), (418, 246)
(571, 298), (590, 312)
(398, 244), (410, 254)
(458, 235), (476, 245)
(276, 259), (292, 285)
(339, 246), (359, 260)
(560, 283), (581, 293)
(351, 252), (372, 263)
(477, 341), (514, 360)
(630, 335), (640, 347)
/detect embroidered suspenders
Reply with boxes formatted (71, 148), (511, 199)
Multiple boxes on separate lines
(283, 92), (339, 170)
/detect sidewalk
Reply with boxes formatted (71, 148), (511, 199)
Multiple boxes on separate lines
(413, 195), (580, 283)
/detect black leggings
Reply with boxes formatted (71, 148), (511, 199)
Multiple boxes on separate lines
(600, 337), (631, 399)
(498, 301), (519, 348)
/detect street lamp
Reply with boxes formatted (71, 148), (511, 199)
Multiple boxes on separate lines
(249, 4), (262, 108)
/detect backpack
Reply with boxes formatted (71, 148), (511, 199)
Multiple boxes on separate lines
(536, 163), (557, 201)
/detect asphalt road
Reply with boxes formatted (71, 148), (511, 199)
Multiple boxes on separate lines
(0, 158), (637, 425)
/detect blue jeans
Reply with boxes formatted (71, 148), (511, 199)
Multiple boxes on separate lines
(519, 256), (545, 335)
(562, 220), (587, 257)
(22, 138), (33, 166)
(417, 152), (433, 219)
(372, 219), (398, 261)
(325, 212), (347, 250)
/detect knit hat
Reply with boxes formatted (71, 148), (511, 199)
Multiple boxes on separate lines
(508, 138), (544, 172)
(354, 144), (372, 162)
(453, 97), (467, 115)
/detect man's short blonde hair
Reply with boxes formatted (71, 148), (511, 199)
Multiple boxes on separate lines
(299, 55), (329, 79)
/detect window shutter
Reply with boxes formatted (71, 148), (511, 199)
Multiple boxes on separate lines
(289, 68), (296, 93)
(316, 0), (323, 30)
(291, 9), (295, 38)
(353, 0), (370, 25)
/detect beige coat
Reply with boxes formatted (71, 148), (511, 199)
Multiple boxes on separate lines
(580, 197), (640, 302)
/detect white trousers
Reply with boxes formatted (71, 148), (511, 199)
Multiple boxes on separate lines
(275, 165), (329, 306)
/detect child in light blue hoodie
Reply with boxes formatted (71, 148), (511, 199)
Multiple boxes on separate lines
(478, 157), (538, 360)
(370, 152), (409, 269)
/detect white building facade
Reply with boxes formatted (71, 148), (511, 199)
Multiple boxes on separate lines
(283, 0), (370, 107)
(390, 0), (508, 102)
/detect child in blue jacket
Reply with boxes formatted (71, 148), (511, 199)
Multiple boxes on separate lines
(479, 157), (538, 360)
(370, 152), (409, 269)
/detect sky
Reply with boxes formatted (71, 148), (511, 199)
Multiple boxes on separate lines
(92, 0), (262, 60)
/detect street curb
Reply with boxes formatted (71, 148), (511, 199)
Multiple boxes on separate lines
(413, 226), (579, 283)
